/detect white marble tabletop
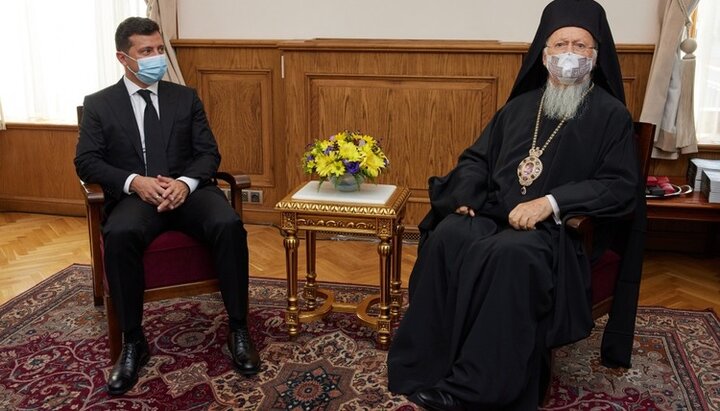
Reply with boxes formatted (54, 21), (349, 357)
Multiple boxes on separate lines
(291, 181), (397, 205)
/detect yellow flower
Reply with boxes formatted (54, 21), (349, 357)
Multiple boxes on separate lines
(314, 154), (344, 177)
(361, 150), (385, 177)
(337, 140), (362, 161)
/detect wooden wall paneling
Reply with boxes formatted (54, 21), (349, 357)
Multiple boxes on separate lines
(305, 74), (498, 225)
(0, 125), (84, 216)
(173, 41), (285, 223)
(198, 69), (273, 184)
(616, 45), (655, 120)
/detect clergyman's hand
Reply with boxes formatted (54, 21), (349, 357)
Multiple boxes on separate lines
(156, 175), (189, 212)
(508, 197), (553, 230)
(455, 205), (475, 217)
(130, 175), (166, 207)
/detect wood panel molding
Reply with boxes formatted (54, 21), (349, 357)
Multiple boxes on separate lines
(174, 42), (286, 213)
(0, 125), (85, 216)
(305, 73), (497, 189)
(196, 68), (275, 187)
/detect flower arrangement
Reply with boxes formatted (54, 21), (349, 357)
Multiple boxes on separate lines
(301, 130), (389, 190)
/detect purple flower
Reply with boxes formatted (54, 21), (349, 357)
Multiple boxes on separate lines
(344, 161), (361, 174)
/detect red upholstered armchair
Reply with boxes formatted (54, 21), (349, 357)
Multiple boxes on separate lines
(541, 121), (655, 404)
(78, 108), (252, 362)
(568, 121), (654, 321)
(81, 174), (250, 362)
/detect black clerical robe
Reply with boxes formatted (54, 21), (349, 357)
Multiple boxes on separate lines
(387, 85), (640, 409)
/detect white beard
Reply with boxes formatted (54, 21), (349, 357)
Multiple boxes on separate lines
(541, 79), (592, 120)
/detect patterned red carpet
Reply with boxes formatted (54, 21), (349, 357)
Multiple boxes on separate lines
(0, 265), (718, 410)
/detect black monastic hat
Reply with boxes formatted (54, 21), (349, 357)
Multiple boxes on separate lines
(508, 0), (625, 104)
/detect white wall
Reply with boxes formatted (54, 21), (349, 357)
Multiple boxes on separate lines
(178, 0), (662, 44)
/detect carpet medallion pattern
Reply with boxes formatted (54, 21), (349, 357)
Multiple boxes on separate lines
(0, 265), (718, 410)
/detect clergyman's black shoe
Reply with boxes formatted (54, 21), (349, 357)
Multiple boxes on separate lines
(106, 335), (150, 395)
(412, 388), (466, 411)
(227, 327), (261, 375)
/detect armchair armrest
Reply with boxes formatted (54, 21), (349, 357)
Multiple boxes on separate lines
(213, 172), (251, 212)
(80, 182), (105, 204)
(565, 215), (594, 256)
(214, 172), (251, 189)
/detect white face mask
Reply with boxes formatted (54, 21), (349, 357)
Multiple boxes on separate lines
(545, 51), (594, 85)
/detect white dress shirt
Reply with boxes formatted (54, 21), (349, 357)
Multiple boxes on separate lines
(122, 76), (199, 195)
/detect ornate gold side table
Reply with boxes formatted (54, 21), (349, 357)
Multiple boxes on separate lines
(275, 181), (411, 347)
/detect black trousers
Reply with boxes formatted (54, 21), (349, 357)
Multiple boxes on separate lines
(102, 185), (249, 332)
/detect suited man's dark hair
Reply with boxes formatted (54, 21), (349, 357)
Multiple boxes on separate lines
(115, 17), (160, 52)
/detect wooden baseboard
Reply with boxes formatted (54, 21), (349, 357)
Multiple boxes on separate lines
(0, 197), (85, 217)
(239, 207), (281, 226)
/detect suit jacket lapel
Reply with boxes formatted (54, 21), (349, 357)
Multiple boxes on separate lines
(109, 79), (144, 161)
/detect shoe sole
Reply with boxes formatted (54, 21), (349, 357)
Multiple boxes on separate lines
(233, 362), (261, 376)
(409, 391), (464, 411)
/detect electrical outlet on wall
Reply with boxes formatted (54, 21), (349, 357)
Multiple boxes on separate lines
(249, 190), (263, 204)
(241, 189), (263, 204)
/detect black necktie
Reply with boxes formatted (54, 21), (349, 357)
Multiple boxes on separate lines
(137, 89), (168, 176)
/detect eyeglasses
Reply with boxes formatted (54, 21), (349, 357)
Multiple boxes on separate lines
(545, 41), (596, 54)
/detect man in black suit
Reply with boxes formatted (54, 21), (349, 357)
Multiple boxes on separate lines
(75, 17), (260, 395)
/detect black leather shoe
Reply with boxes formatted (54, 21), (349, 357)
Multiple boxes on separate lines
(227, 327), (261, 375)
(412, 388), (465, 411)
(106, 335), (150, 395)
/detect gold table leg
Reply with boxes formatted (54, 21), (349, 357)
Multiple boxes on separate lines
(304, 231), (318, 310)
(287, 229), (335, 328)
(391, 222), (404, 318)
(283, 226), (300, 337)
(375, 235), (392, 348)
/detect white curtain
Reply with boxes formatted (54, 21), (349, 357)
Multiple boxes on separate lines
(0, 0), (145, 125)
(640, 0), (700, 159)
(147, 0), (185, 85)
(694, 0), (720, 145)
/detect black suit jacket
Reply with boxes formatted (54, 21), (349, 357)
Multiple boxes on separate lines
(75, 79), (220, 204)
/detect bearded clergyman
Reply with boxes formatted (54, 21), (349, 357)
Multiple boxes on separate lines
(386, 0), (646, 409)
